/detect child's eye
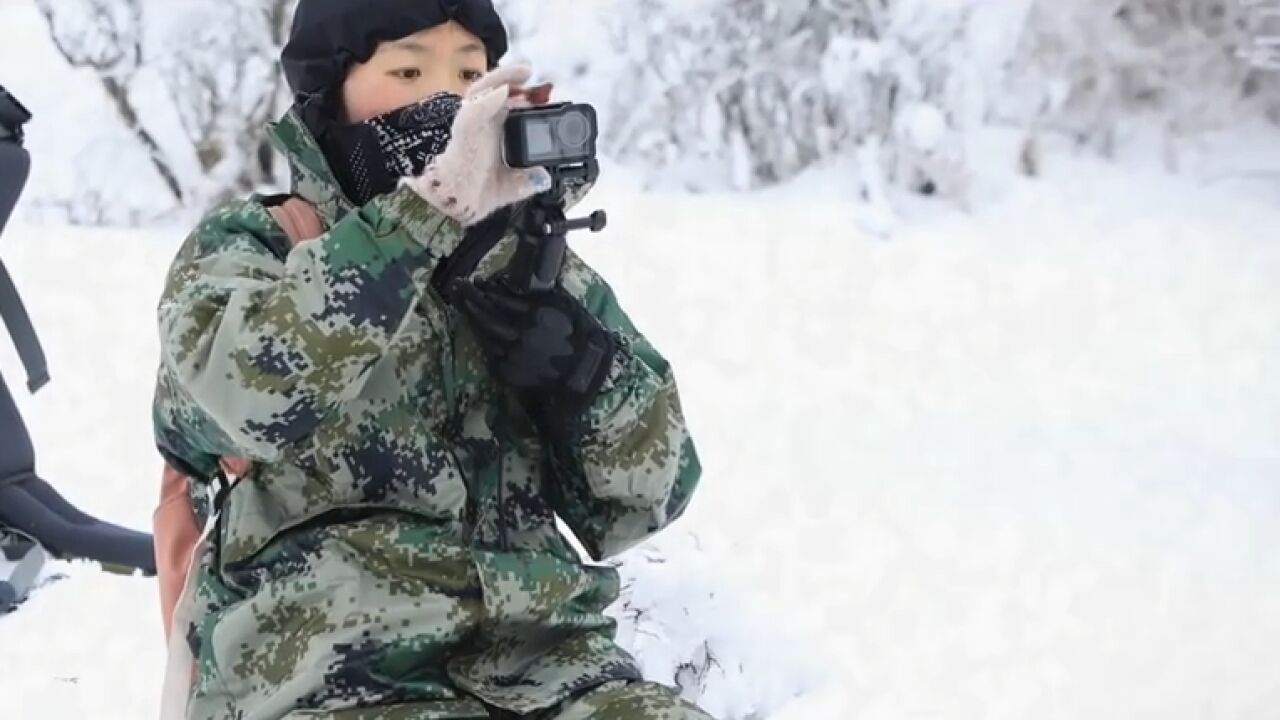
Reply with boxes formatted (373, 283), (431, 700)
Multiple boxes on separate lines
(461, 69), (484, 82)
(391, 68), (422, 80)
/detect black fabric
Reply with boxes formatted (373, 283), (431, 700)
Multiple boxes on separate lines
(0, 373), (33, 482)
(430, 206), (514, 301)
(282, 0), (507, 107)
(0, 375), (155, 575)
(449, 276), (617, 422)
(326, 91), (462, 204)
(0, 478), (157, 575)
(0, 142), (26, 235)
(0, 260), (48, 395)
(0, 135), (153, 577)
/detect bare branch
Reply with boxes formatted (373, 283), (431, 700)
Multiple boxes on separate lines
(35, 0), (183, 202)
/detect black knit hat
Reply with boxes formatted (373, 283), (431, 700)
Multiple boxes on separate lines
(281, 0), (508, 109)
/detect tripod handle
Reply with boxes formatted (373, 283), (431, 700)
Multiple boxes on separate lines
(510, 231), (566, 294)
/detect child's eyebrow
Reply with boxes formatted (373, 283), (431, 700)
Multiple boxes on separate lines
(389, 41), (484, 56)
(390, 40), (430, 54)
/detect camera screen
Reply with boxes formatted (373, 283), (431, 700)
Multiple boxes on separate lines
(524, 120), (557, 162)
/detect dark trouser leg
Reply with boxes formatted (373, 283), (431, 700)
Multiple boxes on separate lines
(0, 370), (155, 574)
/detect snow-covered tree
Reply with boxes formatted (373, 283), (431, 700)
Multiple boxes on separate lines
(32, 0), (1280, 222)
(33, 0), (174, 200)
(36, 0), (292, 217)
(600, 0), (1035, 212)
(1008, 0), (1280, 168)
(1241, 0), (1280, 121)
(153, 0), (293, 204)
(1241, 0), (1280, 69)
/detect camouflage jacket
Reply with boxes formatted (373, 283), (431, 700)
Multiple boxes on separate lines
(151, 108), (701, 719)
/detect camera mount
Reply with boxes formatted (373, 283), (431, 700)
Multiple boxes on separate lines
(507, 158), (608, 294)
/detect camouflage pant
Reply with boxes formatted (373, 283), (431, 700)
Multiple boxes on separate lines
(283, 681), (713, 719)
(512, 680), (715, 720)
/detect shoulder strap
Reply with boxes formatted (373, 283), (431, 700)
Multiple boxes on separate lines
(431, 206), (513, 302)
(0, 260), (48, 393)
(267, 197), (324, 246)
(0, 144), (47, 394)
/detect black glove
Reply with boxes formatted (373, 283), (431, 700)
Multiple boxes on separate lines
(449, 275), (618, 417)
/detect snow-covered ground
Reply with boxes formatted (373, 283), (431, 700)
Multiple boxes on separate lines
(4, 0), (1280, 717)
(4, 143), (1280, 718)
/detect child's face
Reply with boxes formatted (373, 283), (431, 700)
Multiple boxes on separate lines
(341, 20), (486, 123)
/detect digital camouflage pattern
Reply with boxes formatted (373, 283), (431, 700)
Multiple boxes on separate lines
(152, 108), (707, 719)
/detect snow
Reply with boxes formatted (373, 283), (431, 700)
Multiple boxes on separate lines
(4, 0), (1280, 717)
(2, 0), (170, 222)
(4, 140), (1280, 717)
(898, 103), (949, 152)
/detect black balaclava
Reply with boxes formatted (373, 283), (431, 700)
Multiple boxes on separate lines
(281, 0), (508, 203)
(328, 91), (463, 204)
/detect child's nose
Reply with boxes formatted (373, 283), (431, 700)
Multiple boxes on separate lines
(428, 69), (470, 99)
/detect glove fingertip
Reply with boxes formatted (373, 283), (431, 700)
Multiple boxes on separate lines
(480, 85), (511, 114)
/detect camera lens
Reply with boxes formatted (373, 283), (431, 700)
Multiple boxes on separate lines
(555, 111), (591, 149)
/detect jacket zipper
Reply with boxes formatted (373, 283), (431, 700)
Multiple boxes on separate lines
(497, 449), (509, 550)
(431, 209), (519, 552)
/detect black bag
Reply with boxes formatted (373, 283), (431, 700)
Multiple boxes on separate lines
(0, 86), (155, 611)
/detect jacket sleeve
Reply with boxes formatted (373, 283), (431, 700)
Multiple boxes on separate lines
(546, 252), (702, 561)
(154, 186), (463, 463)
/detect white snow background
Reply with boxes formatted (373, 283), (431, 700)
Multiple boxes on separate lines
(3, 0), (1280, 718)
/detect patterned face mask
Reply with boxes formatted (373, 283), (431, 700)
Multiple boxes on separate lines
(328, 91), (463, 205)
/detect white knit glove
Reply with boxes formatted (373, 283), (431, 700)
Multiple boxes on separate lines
(403, 65), (552, 226)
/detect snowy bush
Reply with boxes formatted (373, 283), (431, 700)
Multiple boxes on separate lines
(1242, 0), (1280, 121)
(1006, 0), (1280, 168)
(601, 0), (1034, 207)
(1241, 0), (1280, 70)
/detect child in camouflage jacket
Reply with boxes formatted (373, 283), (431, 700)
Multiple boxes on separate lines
(151, 2), (707, 718)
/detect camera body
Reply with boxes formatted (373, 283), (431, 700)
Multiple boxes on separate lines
(496, 101), (607, 295)
(502, 102), (598, 170)
(0, 85), (31, 145)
